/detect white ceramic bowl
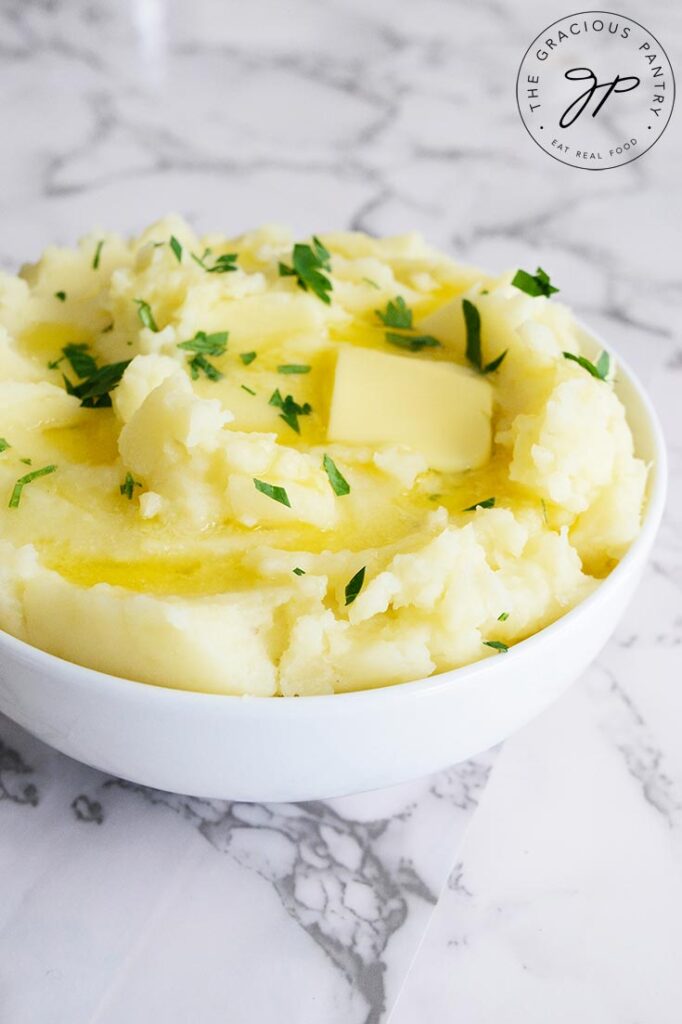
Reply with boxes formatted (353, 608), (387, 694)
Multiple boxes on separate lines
(0, 328), (667, 801)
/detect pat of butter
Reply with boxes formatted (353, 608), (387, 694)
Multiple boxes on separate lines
(327, 346), (493, 472)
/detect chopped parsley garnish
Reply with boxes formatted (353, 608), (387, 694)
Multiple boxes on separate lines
(0, 438), (10, 453)
(8, 464), (57, 509)
(497, 611), (510, 622)
(345, 566), (366, 606)
(269, 389), (312, 434)
(277, 364), (311, 375)
(63, 360), (131, 408)
(240, 351), (257, 365)
(207, 252), (238, 274)
(92, 239), (105, 270)
(279, 237), (333, 305)
(177, 331), (228, 356)
(376, 296), (440, 352)
(562, 350), (610, 381)
(54, 291), (67, 302)
(463, 496), (495, 511)
(462, 299), (507, 374)
(169, 235), (183, 262)
(293, 567), (306, 576)
(385, 331), (440, 353)
(253, 478), (291, 507)
(19, 458), (32, 466)
(191, 248), (239, 274)
(49, 342), (98, 378)
(362, 277), (380, 289)
(323, 454), (350, 496)
(134, 299), (159, 332)
(177, 331), (228, 381)
(511, 267), (559, 298)
(482, 350), (507, 374)
(241, 384), (256, 395)
(377, 295), (413, 329)
(188, 356), (222, 381)
(120, 473), (141, 500)
(190, 249), (209, 270)
(483, 640), (509, 653)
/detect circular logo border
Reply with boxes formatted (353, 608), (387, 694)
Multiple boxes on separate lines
(515, 9), (676, 171)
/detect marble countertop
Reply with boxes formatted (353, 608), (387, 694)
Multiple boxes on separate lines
(0, 0), (680, 1021)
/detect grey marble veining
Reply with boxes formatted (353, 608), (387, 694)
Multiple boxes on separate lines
(0, 715), (494, 1024)
(0, 0), (680, 1021)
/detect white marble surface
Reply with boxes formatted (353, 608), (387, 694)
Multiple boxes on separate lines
(0, 0), (680, 1021)
(0, 714), (494, 1023)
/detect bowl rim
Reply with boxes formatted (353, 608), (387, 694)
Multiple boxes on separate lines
(0, 325), (668, 713)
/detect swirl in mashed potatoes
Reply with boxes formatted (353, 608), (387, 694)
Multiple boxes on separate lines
(0, 218), (647, 694)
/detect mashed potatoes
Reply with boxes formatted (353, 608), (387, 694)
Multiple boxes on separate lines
(0, 218), (647, 695)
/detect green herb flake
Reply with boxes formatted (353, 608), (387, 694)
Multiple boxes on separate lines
(376, 296), (441, 353)
(376, 296), (413, 329)
(92, 239), (105, 270)
(178, 331), (228, 382)
(9, 464), (57, 509)
(63, 360), (131, 408)
(497, 611), (510, 622)
(462, 299), (507, 374)
(49, 342), (98, 379)
(345, 566), (366, 606)
(134, 299), (159, 332)
(208, 253), (238, 274)
(19, 458), (32, 466)
(177, 331), (228, 357)
(385, 331), (440, 353)
(277, 364), (311, 375)
(269, 389), (312, 434)
(293, 567), (306, 576)
(362, 277), (380, 289)
(279, 237), (333, 305)
(188, 355), (222, 381)
(102, 322), (114, 334)
(462, 298), (481, 367)
(54, 291), (67, 302)
(119, 472), (141, 500)
(483, 640), (509, 653)
(241, 384), (256, 395)
(482, 348), (508, 373)
(169, 235), (183, 262)
(512, 267), (559, 298)
(240, 351), (257, 366)
(463, 496), (496, 511)
(191, 248), (239, 274)
(190, 248), (210, 270)
(253, 478), (291, 508)
(563, 350), (610, 381)
(323, 454), (350, 496)
(0, 438), (10, 453)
